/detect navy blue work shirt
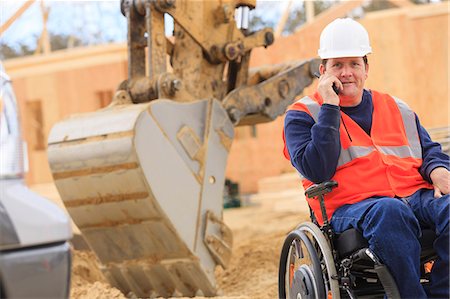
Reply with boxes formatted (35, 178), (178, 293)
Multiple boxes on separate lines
(284, 89), (449, 184)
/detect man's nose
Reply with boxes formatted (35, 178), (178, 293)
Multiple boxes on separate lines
(340, 66), (353, 77)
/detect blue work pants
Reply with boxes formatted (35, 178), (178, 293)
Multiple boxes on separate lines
(330, 188), (449, 299)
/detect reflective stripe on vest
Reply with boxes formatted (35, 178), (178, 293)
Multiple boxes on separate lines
(392, 96), (422, 159)
(298, 96), (319, 122)
(297, 95), (422, 167)
(339, 146), (375, 166)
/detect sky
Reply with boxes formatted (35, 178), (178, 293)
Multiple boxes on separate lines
(0, 0), (293, 51)
(1, 0), (444, 52)
(1, 1), (128, 49)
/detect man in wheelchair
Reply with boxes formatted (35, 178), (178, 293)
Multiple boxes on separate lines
(281, 18), (449, 299)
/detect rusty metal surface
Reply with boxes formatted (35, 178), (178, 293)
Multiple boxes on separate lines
(120, 0), (275, 105)
(223, 58), (321, 125)
(171, 25), (228, 101)
(48, 99), (234, 297)
(144, 3), (167, 78)
(122, 0), (146, 80)
(204, 210), (233, 268)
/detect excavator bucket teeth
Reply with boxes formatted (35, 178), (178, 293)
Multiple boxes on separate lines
(47, 98), (234, 297)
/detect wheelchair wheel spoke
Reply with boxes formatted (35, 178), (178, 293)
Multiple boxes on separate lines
(279, 221), (340, 299)
(297, 222), (340, 299)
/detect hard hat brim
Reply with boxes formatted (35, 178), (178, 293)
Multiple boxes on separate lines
(318, 49), (372, 60)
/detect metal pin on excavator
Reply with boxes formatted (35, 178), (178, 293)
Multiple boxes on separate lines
(47, 0), (319, 297)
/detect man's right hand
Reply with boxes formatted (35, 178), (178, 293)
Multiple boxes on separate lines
(317, 73), (342, 106)
(430, 167), (450, 198)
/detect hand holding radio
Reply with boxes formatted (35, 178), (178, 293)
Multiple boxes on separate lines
(314, 72), (342, 106)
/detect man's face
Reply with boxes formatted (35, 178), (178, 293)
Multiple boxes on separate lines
(323, 57), (368, 102)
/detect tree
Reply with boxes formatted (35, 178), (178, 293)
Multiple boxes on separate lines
(247, 1), (340, 36)
(0, 41), (35, 60)
(0, 33), (86, 60)
(282, 1), (336, 35)
(0, 43), (21, 60)
(49, 33), (84, 51)
(362, 0), (396, 13)
(283, 7), (306, 34)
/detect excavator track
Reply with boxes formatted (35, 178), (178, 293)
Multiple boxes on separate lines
(48, 98), (234, 297)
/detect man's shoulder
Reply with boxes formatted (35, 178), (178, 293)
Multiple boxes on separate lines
(369, 90), (416, 116)
(286, 102), (310, 114)
(369, 90), (408, 105)
(288, 95), (318, 112)
(367, 89), (393, 99)
(294, 93), (319, 104)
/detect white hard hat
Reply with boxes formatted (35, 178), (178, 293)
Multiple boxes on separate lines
(318, 18), (372, 59)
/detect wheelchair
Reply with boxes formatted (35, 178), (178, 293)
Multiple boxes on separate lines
(278, 181), (437, 299)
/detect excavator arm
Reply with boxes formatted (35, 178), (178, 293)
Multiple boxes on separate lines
(47, 0), (318, 297)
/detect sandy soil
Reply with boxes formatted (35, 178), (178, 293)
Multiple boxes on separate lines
(214, 195), (309, 299)
(31, 183), (309, 299)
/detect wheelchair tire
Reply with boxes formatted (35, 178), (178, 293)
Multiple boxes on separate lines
(278, 222), (340, 299)
(278, 229), (324, 299)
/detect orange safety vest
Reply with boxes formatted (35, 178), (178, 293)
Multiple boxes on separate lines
(284, 90), (433, 225)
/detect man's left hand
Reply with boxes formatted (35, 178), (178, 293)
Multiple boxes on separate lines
(430, 167), (450, 198)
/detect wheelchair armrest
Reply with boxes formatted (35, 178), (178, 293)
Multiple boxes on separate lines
(305, 181), (338, 199)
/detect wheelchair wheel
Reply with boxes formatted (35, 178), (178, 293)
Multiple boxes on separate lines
(279, 221), (340, 299)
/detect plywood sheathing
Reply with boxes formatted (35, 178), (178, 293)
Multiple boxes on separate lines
(3, 3), (448, 193)
(229, 2), (449, 193)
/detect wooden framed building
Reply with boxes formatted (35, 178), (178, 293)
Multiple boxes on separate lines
(4, 2), (448, 193)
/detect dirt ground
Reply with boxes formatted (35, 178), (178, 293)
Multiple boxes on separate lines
(31, 184), (309, 299)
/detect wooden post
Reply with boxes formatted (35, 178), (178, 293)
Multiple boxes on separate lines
(35, 0), (51, 55)
(0, 1), (36, 35)
(274, 0), (293, 37)
(295, 0), (364, 35)
(305, 0), (315, 24)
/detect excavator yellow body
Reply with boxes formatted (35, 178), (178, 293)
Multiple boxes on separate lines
(47, 0), (319, 297)
(48, 99), (232, 296)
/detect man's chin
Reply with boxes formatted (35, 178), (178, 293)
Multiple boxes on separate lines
(342, 85), (356, 94)
(341, 87), (362, 97)
(340, 91), (355, 98)
(339, 90), (363, 106)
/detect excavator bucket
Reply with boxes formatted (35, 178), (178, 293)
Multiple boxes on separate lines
(48, 98), (234, 297)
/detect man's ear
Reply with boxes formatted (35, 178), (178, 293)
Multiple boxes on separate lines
(319, 63), (326, 75)
(365, 63), (369, 79)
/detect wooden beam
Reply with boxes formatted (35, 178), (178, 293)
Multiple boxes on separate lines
(35, 0), (51, 55)
(274, 0), (293, 37)
(305, 0), (315, 23)
(295, 0), (365, 35)
(0, 0), (36, 35)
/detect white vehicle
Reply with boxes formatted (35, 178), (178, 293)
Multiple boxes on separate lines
(0, 64), (72, 298)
